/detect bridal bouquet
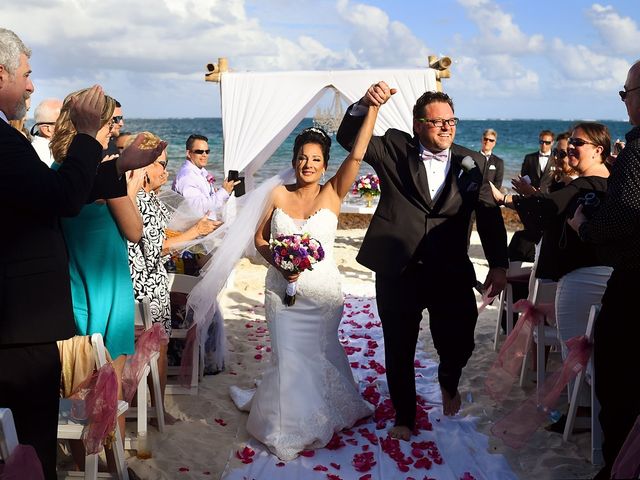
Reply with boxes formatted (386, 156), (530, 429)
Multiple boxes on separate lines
(352, 173), (381, 198)
(270, 233), (325, 306)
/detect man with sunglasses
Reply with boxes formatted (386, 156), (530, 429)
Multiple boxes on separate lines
(172, 133), (238, 219)
(30, 98), (62, 166)
(103, 99), (124, 156)
(520, 129), (555, 193)
(568, 59), (640, 480)
(338, 82), (508, 440)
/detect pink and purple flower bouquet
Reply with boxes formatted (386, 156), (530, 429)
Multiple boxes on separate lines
(270, 233), (325, 306)
(352, 173), (381, 197)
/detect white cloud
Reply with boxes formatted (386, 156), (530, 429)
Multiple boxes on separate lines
(336, 0), (431, 68)
(457, 0), (544, 55)
(548, 38), (630, 91)
(587, 4), (640, 56)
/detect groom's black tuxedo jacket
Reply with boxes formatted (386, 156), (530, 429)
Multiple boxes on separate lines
(337, 106), (508, 281)
(0, 119), (125, 346)
(521, 151), (553, 193)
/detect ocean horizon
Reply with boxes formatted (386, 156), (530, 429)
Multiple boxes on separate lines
(61, 117), (634, 189)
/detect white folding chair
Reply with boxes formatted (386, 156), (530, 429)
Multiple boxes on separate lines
(563, 303), (603, 465)
(0, 408), (19, 463)
(166, 273), (201, 395)
(493, 260), (534, 350)
(519, 278), (560, 388)
(57, 334), (129, 480)
(123, 299), (165, 451)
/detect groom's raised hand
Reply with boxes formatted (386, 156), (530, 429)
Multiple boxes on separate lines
(362, 81), (397, 108)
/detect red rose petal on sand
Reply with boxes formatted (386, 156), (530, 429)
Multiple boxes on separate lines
(178, 467), (189, 472)
(327, 474), (343, 480)
(330, 462), (341, 470)
(214, 418), (227, 426)
(313, 465), (328, 471)
(300, 450), (315, 457)
(275, 462), (285, 467)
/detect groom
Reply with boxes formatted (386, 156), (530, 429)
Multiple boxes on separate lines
(337, 82), (508, 440)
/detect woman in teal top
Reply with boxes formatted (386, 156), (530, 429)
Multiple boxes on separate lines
(51, 90), (142, 405)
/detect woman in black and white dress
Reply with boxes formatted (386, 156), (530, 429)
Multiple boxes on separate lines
(126, 132), (220, 421)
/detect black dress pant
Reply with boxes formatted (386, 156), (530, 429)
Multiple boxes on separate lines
(376, 263), (478, 428)
(0, 342), (61, 480)
(593, 269), (640, 477)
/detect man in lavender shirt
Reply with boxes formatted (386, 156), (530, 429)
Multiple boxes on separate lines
(172, 133), (237, 218)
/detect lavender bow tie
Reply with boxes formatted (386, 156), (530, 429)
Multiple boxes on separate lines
(421, 150), (448, 162)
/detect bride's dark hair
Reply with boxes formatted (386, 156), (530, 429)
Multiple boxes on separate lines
(292, 126), (331, 166)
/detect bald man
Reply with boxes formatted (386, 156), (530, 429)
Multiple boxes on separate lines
(31, 98), (62, 166)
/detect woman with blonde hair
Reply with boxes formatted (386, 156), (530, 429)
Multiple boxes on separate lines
(51, 88), (143, 440)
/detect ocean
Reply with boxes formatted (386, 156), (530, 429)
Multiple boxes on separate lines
(123, 117), (631, 189)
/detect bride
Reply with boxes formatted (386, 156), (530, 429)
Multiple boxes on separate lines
(234, 102), (382, 461)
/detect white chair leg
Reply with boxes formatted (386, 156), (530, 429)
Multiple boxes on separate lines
(519, 338), (531, 387)
(535, 323), (546, 395)
(84, 453), (99, 480)
(149, 354), (165, 432)
(493, 289), (506, 351)
(112, 423), (130, 480)
(591, 375), (603, 465)
(137, 367), (148, 440)
(563, 370), (584, 441)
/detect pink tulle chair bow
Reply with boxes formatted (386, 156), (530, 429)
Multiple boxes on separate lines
(491, 335), (591, 449)
(485, 299), (554, 401)
(0, 445), (45, 479)
(122, 322), (169, 403)
(612, 415), (640, 479)
(68, 362), (119, 454)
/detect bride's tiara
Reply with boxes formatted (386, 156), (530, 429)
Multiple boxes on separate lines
(300, 126), (329, 140)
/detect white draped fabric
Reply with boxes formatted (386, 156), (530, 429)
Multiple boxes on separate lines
(220, 69), (438, 188)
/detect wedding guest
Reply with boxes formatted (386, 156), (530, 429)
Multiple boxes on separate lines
(480, 128), (504, 189)
(51, 89), (145, 443)
(493, 122), (612, 428)
(568, 59), (640, 480)
(172, 133), (238, 218)
(126, 132), (221, 421)
(338, 82), (508, 438)
(116, 130), (133, 153)
(103, 99), (123, 156)
(0, 27), (164, 479)
(521, 129), (555, 193)
(31, 98), (62, 166)
(9, 95), (30, 139)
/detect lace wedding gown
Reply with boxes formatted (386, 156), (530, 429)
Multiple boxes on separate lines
(234, 207), (373, 461)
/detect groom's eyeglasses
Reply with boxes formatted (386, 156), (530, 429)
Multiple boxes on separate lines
(191, 149), (210, 155)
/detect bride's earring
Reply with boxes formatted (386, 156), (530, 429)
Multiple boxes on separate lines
(322, 170), (326, 182)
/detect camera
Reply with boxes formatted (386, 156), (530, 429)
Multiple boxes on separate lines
(576, 192), (601, 218)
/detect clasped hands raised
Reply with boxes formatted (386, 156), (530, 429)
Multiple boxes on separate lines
(69, 85), (168, 176)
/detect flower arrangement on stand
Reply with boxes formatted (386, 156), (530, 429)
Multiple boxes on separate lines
(352, 173), (381, 207)
(270, 233), (325, 306)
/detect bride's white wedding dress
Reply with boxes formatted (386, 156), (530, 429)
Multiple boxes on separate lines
(233, 207), (374, 461)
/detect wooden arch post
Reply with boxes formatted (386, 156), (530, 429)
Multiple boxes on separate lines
(205, 57), (228, 83)
(428, 55), (452, 92)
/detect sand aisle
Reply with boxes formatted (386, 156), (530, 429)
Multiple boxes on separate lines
(126, 229), (600, 480)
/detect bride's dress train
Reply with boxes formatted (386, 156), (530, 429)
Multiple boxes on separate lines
(231, 207), (373, 461)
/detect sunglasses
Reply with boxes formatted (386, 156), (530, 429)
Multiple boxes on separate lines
(555, 149), (568, 159)
(191, 149), (210, 155)
(568, 137), (597, 147)
(619, 85), (640, 101)
(539, 140), (552, 145)
(112, 115), (124, 124)
(29, 122), (55, 136)
(157, 160), (167, 170)
(483, 137), (496, 143)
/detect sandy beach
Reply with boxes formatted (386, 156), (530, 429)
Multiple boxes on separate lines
(124, 217), (600, 480)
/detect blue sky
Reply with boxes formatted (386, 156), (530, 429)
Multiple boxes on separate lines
(2, 0), (639, 120)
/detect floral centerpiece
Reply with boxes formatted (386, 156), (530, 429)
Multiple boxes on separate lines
(270, 233), (325, 306)
(352, 173), (381, 207)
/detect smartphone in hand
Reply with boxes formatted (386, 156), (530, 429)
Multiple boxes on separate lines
(228, 170), (246, 197)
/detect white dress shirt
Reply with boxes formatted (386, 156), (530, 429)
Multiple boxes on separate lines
(31, 135), (55, 167)
(420, 143), (450, 200)
(538, 152), (549, 172)
(172, 159), (229, 219)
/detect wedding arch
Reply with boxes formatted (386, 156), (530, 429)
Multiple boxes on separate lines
(204, 57), (452, 190)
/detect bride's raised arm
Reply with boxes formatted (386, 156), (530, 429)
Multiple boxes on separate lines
(329, 104), (380, 199)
